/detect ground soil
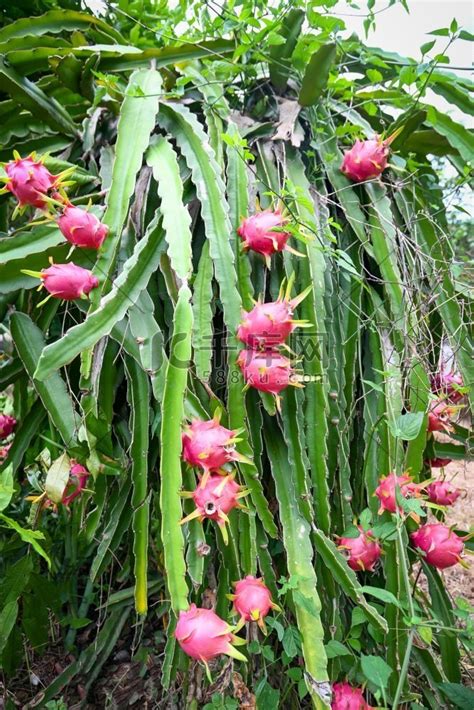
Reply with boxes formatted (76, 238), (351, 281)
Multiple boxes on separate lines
(442, 456), (474, 604)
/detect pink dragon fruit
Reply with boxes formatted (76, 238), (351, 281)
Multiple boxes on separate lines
(332, 681), (372, 710)
(338, 527), (382, 572)
(238, 209), (297, 266)
(57, 205), (109, 250)
(237, 349), (298, 397)
(427, 401), (456, 433)
(175, 604), (246, 664)
(23, 263), (99, 301)
(0, 443), (11, 463)
(340, 136), (390, 183)
(374, 473), (420, 514)
(411, 523), (464, 569)
(182, 417), (246, 482)
(237, 280), (310, 349)
(3, 154), (58, 208)
(0, 414), (16, 440)
(180, 473), (248, 545)
(229, 576), (280, 630)
(431, 370), (464, 403)
(61, 463), (90, 506)
(426, 480), (461, 506)
(40, 462), (90, 510)
(426, 457), (452, 468)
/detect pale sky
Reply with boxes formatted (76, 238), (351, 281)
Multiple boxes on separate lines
(84, 0), (472, 121)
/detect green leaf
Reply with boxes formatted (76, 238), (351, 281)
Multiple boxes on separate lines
(425, 105), (474, 160)
(438, 683), (474, 710)
(45, 452), (71, 504)
(0, 56), (77, 136)
(0, 601), (18, 657)
(263, 418), (329, 705)
(0, 514), (51, 567)
(146, 136), (193, 281)
(10, 313), (79, 446)
(388, 412), (425, 441)
(125, 356), (150, 616)
(269, 9), (304, 91)
(0, 465), (14, 512)
(192, 241), (214, 383)
(325, 640), (351, 659)
(361, 654), (392, 690)
(299, 43), (337, 106)
(160, 285), (192, 614)
(0, 9), (125, 43)
(282, 626), (300, 659)
(420, 40), (436, 55)
(0, 224), (63, 264)
(359, 586), (405, 610)
(91, 68), (161, 306)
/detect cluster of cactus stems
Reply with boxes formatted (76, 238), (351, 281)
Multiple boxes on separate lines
(0, 85), (470, 707)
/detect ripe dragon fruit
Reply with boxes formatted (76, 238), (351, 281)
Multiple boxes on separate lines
(3, 154), (57, 208)
(0, 414), (16, 440)
(427, 401), (457, 433)
(57, 205), (109, 250)
(426, 480), (461, 506)
(22, 263), (99, 301)
(180, 473), (248, 545)
(374, 472), (420, 515)
(237, 209), (301, 267)
(175, 604), (246, 666)
(237, 349), (299, 398)
(431, 370), (464, 403)
(338, 527), (382, 572)
(182, 416), (247, 484)
(340, 136), (390, 183)
(426, 457), (452, 468)
(229, 576), (280, 631)
(237, 278), (311, 349)
(411, 523), (464, 569)
(332, 681), (372, 710)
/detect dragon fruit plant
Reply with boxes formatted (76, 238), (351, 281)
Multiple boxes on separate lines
(0, 5), (472, 708)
